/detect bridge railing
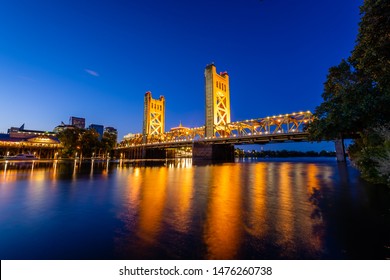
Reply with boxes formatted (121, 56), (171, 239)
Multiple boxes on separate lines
(213, 111), (313, 138)
(117, 111), (313, 148)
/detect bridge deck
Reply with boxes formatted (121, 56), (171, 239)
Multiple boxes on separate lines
(116, 131), (309, 150)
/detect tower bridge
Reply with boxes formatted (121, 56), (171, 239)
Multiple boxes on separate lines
(116, 63), (326, 161)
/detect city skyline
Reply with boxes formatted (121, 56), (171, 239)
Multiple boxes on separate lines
(0, 0), (362, 150)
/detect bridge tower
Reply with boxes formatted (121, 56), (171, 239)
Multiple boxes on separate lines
(143, 91), (165, 143)
(204, 63), (231, 137)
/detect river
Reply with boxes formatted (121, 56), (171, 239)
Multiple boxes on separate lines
(0, 158), (389, 259)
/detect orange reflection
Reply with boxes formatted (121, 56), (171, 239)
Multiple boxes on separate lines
(275, 163), (294, 254)
(204, 165), (242, 259)
(305, 164), (324, 251)
(26, 168), (49, 213)
(0, 162), (14, 183)
(90, 161), (94, 178)
(114, 166), (144, 256)
(137, 168), (168, 244)
(247, 162), (267, 238)
(307, 164), (319, 194)
(0, 162), (38, 184)
(167, 167), (194, 233)
(127, 167), (142, 211)
(100, 161), (109, 178)
(72, 160), (78, 180)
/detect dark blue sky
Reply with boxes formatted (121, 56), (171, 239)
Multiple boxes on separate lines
(0, 0), (362, 149)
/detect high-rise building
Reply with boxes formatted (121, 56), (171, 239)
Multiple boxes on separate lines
(69, 116), (85, 129)
(89, 124), (104, 140)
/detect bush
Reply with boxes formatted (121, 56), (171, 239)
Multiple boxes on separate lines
(348, 126), (390, 185)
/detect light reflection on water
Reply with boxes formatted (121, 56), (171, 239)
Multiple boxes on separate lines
(0, 158), (389, 260)
(204, 164), (243, 259)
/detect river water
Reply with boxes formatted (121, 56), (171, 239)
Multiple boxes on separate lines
(0, 158), (389, 260)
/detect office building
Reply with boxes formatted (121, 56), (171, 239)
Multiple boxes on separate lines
(89, 124), (104, 140)
(69, 116), (85, 129)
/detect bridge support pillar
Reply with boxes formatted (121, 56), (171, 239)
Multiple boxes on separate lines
(335, 139), (346, 162)
(144, 148), (166, 159)
(192, 143), (234, 163)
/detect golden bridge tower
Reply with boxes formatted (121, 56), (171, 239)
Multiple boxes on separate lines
(204, 63), (231, 137)
(143, 91), (165, 142)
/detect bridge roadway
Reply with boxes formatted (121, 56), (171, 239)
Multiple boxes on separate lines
(116, 131), (309, 150)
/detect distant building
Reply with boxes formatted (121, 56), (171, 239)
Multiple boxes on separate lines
(105, 126), (118, 134)
(169, 122), (190, 133)
(69, 116), (85, 129)
(104, 127), (118, 142)
(89, 124), (104, 140)
(123, 132), (136, 140)
(0, 124), (61, 158)
(53, 122), (76, 133)
(7, 124), (56, 138)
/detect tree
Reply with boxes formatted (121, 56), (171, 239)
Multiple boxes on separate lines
(57, 128), (81, 157)
(308, 60), (360, 141)
(309, 0), (390, 185)
(100, 131), (117, 156)
(351, 0), (390, 91)
(80, 129), (100, 157)
(308, 59), (382, 140)
(351, 0), (390, 126)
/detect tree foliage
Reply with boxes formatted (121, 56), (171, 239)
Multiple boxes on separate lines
(57, 128), (117, 158)
(309, 60), (364, 140)
(309, 0), (390, 185)
(80, 129), (100, 157)
(308, 59), (383, 140)
(101, 131), (117, 154)
(57, 128), (82, 157)
(351, 0), (390, 90)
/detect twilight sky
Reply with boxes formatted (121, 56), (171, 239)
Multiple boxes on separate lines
(0, 0), (362, 150)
